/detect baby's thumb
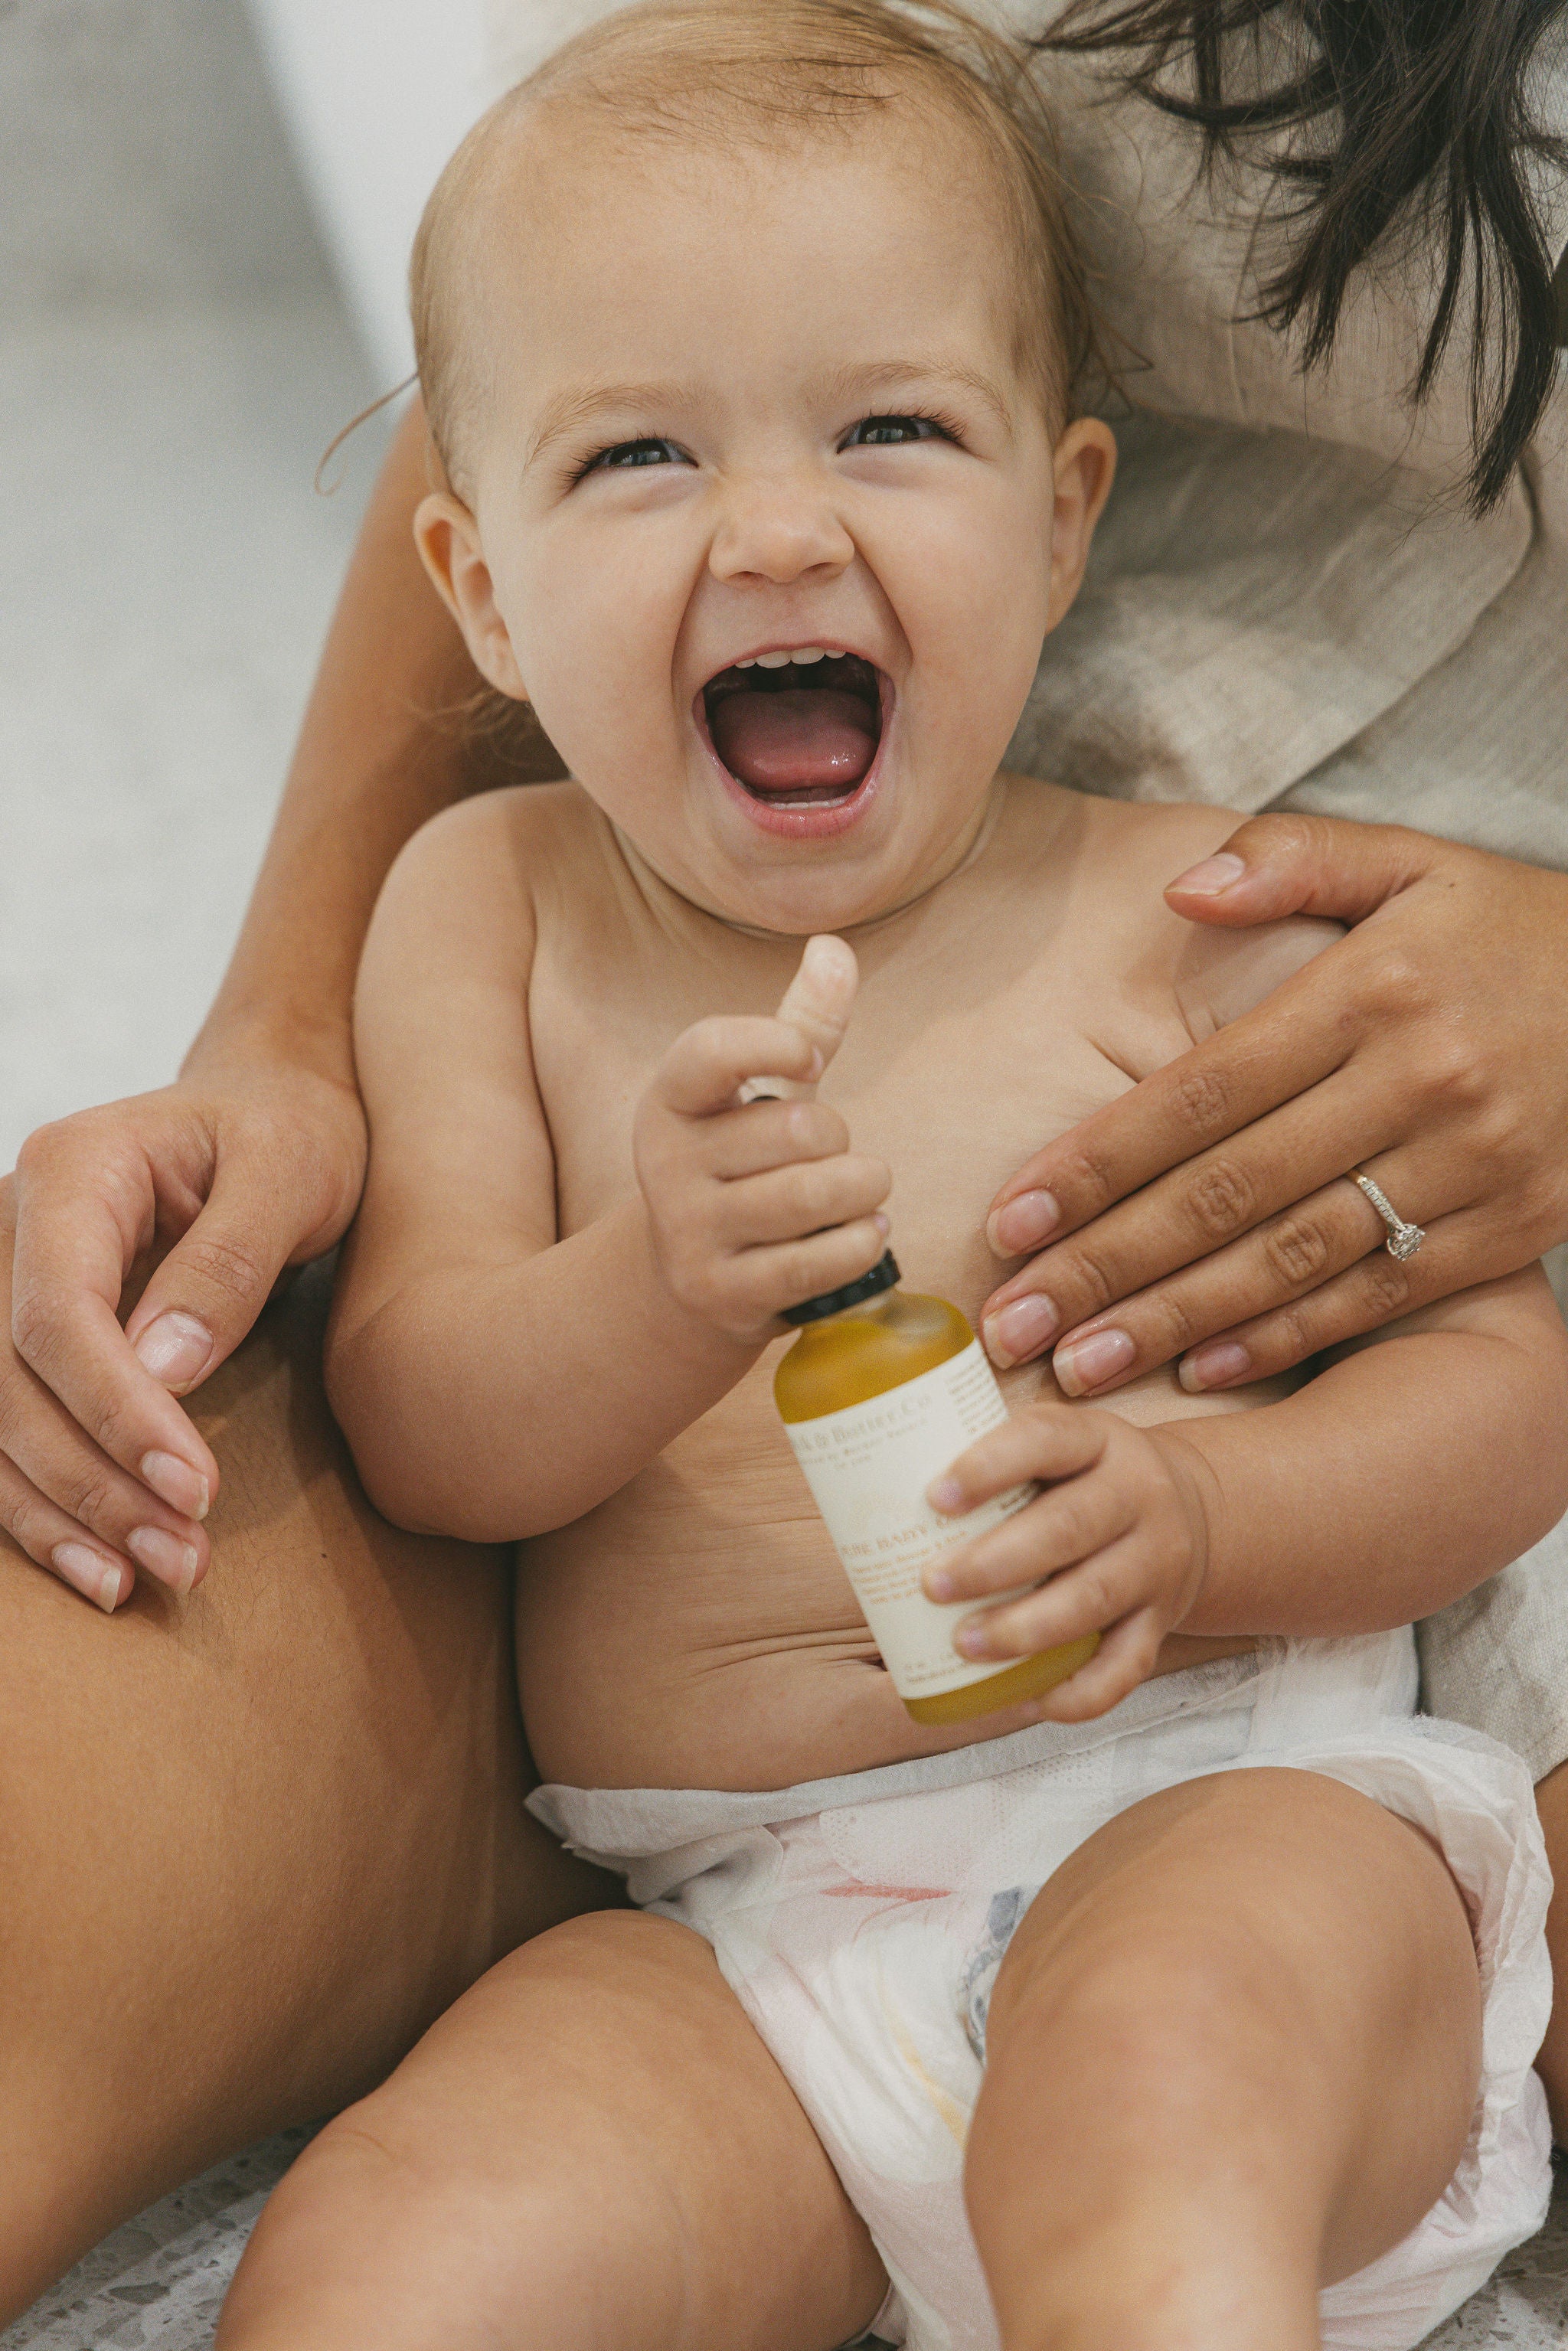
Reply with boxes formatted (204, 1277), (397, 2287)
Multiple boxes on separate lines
(776, 936), (858, 1083)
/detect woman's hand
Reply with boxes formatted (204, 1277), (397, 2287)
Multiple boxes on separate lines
(2, 1055), (367, 1606)
(980, 817), (1568, 1397)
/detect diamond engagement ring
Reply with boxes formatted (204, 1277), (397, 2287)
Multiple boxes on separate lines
(1352, 1171), (1427, 1263)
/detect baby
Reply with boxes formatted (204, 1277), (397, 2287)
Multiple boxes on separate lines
(216, 5), (1568, 2348)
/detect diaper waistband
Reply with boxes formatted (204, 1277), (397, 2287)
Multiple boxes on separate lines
(529, 1631), (1419, 1861)
(530, 1647), (1270, 1859)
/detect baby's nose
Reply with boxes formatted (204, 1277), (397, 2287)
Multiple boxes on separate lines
(708, 474), (854, 586)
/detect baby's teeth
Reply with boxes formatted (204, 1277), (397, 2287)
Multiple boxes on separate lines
(755, 651), (793, 669)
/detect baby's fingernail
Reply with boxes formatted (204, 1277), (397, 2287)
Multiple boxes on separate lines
(1054, 1327), (1135, 1396)
(956, 1624), (991, 1659)
(874, 1213), (890, 1236)
(134, 1312), (214, 1391)
(988, 1190), (1060, 1255)
(926, 1477), (965, 1517)
(126, 1526), (201, 1594)
(982, 1294), (1058, 1368)
(52, 1543), (128, 1613)
(1180, 1340), (1252, 1392)
(1170, 852), (1246, 897)
(140, 1451), (211, 1521)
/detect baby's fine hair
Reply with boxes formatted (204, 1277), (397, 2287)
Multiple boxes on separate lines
(411, 0), (1100, 491)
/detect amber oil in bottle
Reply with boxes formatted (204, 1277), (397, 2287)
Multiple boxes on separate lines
(776, 1253), (1098, 1724)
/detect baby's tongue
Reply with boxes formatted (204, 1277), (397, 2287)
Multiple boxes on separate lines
(710, 687), (877, 796)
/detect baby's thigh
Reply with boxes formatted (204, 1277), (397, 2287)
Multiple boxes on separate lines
(967, 1769), (1481, 2307)
(216, 1910), (887, 2351)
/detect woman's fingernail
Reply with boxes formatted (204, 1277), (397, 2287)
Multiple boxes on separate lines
(126, 1525), (201, 1594)
(140, 1451), (211, 1521)
(1170, 852), (1246, 897)
(988, 1191), (1060, 1255)
(924, 1567), (956, 1601)
(1179, 1340), (1253, 1393)
(52, 1543), (127, 1613)
(926, 1476), (965, 1517)
(1054, 1327), (1135, 1396)
(956, 1623), (991, 1660)
(982, 1294), (1059, 1368)
(133, 1312), (215, 1391)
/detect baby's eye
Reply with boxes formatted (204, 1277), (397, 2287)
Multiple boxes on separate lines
(840, 414), (950, 449)
(582, 437), (690, 475)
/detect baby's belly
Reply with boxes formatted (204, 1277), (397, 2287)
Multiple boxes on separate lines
(516, 1352), (1270, 1793)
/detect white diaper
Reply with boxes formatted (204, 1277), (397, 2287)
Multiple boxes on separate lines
(531, 1633), (1552, 2351)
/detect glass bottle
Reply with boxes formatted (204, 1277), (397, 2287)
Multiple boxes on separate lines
(776, 1252), (1098, 1725)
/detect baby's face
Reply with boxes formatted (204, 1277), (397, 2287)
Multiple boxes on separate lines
(421, 109), (1112, 934)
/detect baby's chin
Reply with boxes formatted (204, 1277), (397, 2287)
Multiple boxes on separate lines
(617, 792), (989, 941)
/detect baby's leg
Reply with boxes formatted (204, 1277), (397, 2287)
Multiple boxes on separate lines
(216, 1911), (887, 2351)
(965, 1768), (1482, 2351)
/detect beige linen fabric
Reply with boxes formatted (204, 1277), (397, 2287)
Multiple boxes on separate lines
(483, 3), (1568, 1773)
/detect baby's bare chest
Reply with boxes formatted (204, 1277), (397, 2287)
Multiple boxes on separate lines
(529, 936), (1183, 1327)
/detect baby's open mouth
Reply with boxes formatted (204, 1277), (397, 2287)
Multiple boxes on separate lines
(702, 651), (884, 808)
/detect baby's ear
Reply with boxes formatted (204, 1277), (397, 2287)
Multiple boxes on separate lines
(414, 492), (528, 701)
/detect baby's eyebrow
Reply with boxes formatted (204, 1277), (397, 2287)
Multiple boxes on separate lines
(525, 381), (698, 470)
(818, 358), (1014, 430)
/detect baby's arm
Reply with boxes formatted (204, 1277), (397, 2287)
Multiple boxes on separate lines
(325, 796), (886, 1540)
(926, 1265), (1568, 1721)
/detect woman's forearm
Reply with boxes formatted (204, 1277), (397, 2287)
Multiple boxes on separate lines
(187, 396), (563, 1089)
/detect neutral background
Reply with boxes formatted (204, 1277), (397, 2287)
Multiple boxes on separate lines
(0, 0), (383, 1169)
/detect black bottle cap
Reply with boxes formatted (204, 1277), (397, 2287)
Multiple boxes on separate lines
(782, 1251), (901, 1327)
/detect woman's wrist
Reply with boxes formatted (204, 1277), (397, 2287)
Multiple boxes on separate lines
(181, 1000), (360, 1097)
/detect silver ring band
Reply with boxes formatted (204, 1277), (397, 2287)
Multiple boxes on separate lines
(1352, 1171), (1427, 1263)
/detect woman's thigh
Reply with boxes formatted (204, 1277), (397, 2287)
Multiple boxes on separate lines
(217, 1910), (887, 2351)
(0, 1265), (616, 2323)
(965, 1768), (1482, 2351)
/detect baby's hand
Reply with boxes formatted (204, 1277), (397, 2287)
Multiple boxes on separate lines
(921, 1406), (1212, 1722)
(632, 938), (891, 1344)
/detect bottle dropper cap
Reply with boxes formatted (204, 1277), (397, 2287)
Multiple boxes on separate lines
(782, 1251), (900, 1327)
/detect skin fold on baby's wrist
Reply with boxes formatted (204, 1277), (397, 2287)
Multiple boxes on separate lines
(1144, 1422), (1220, 1634)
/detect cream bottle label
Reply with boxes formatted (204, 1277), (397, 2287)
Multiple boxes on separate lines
(783, 1339), (1035, 1700)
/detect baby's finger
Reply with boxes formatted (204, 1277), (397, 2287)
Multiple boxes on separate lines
(1029, 1608), (1166, 1724)
(655, 1017), (822, 1119)
(717, 1154), (892, 1249)
(926, 1402), (1106, 1518)
(926, 1472), (1135, 1603)
(952, 1529), (1152, 1662)
(775, 936), (858, 1078)
(700, 1097), (851, 1181)
(723, 1218), (891, 1324)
